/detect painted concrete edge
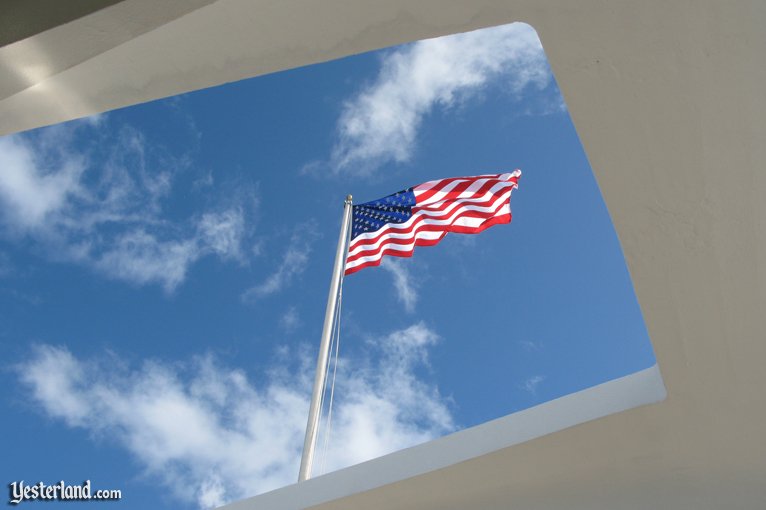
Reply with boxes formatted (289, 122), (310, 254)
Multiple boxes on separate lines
(218, 363), (666, 510)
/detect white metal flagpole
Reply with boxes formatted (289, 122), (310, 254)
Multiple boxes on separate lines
(298, 194), (353, 482)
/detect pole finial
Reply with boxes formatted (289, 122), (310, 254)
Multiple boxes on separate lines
(345, 194), (353, 204)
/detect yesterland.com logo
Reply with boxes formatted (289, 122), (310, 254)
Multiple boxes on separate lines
(8, 480), (122, 505)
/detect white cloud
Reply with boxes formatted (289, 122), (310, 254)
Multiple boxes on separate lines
(522, 375), (545, 394)
(80, 112), (107, 127)
(20, 345), (90, 425)
(17, 323), (453, 508)
(322, 323), (453, 471)
(330, 23), (551, 175)
(93, 231), (199, 292)
(90, 208), (248, 292)
(279, 306), (301, 332)
(102, 127), (174, 211)
(197, 208), (247, 261)
(0, 135), (84, 230)
(380, 258), (419, 313)
(0, 122), (254, 292)
(242, 222), (320, 301)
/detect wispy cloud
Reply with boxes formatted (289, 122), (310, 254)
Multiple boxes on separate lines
(521, 375), (545, 395)
(82, 113), (107, 127)
(518, 339), (543, 351)
(323, 322), (453, 471)
(329, 23), (551, 175)
(0, 134), (84, 230)
(380, 258), (419, 313)
(279, 306), (301, 332)
(17, 322), (453, 508)
(90, 207), (249, 293)
(93, 231), (199, 292)
(242, 221), (320, 301)
(197, 208), (247, 262)
(0, 121), (255, 292)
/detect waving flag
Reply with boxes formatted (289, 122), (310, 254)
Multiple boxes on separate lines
(345, 170), (521, 275)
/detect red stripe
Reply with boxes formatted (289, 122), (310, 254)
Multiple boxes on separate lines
(346, 195), (511, 265)
(414, 177), (515, 212)
(344, 213), (511, 275)
(346, 208), (509, 266)
(348, 186), (513, 254)
(414, 173), (504, 194)
(413, 173), (504, 204)
(345, 170), (520, 275)
(346, 190), (512, 262)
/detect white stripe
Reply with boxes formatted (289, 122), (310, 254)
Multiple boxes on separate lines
(348, 187), (508, 257)
(346, 170), (521, 271)
(347, 189), (512, 259)
(345, 209), (509, 271)
(413, 172), (506, 193)
(414, 182), (516, 218)
(414, 176), (502, 206)
(346, 230), (442, 270)
(349, 181), (514, 250)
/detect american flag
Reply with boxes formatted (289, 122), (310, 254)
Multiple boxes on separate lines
(345, 170), (521, 275)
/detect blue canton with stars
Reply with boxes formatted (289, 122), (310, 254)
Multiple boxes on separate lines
(351, 188), (416, 241)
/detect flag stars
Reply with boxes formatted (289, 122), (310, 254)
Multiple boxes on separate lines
(350, 189), (417, 241)
(346, 175), (519, 274)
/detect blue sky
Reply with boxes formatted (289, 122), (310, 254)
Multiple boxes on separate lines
(0, 23), (655, 509)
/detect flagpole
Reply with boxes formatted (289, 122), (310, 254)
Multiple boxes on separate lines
(298, 194), (353, 482)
